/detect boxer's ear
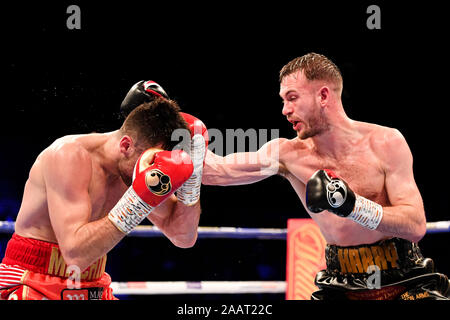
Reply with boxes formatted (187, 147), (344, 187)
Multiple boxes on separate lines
(119, 135), (134, 156)
(318, 86), (330, 107)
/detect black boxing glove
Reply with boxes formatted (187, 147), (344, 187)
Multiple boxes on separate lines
(120, 80), (169, 118)
(306, 169), (383, 230)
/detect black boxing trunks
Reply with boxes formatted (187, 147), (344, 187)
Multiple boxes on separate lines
(311, 238), (450, 300)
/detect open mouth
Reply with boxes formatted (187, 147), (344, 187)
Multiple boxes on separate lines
(288, 119), (301, 131)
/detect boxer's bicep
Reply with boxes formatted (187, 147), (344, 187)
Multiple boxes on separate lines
(375, 130), (427, 241)
(43, 143), (93, 251)
(382, 130), (424, 211)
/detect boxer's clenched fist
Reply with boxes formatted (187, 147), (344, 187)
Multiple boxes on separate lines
(109, 148), (193, 233)
(306, 169), (383, 230)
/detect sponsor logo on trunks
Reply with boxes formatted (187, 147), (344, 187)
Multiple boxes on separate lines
(61, 287), (104, 300)
(400, 290), (431, 300)
(345, 285), (405, 300)
(337, 241), (400, 274)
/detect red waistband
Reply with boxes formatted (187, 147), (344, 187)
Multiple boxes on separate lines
(1, 233), (107, 281)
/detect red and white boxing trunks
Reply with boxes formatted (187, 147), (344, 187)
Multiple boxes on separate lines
(0, 233), (117, 300)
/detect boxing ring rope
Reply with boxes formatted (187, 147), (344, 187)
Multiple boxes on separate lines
(109, 281), (287, 295)
(1, 220), (449, 238)
(0, 220), (449, 295)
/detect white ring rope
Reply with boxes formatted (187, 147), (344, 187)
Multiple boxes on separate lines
(109, 281), (287, 295)
(1, 220), (449, 239)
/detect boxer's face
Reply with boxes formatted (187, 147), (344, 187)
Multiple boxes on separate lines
(117, 135), (147, 187)
(280, 71), (327, 139)
(118, 146), (145, 187)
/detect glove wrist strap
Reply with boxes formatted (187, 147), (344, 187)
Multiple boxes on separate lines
(108, 187), (155, 234)
(177, 134), (205, 206)
(347, 194), (383, 230)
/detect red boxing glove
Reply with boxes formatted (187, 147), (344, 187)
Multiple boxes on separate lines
(109, 149), (193, 233)
(180, 112), (209, 159)
(176, 113), (209, 205)
(132, 149), (193, 205)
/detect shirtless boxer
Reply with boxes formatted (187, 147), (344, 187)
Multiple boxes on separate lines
(201, 53), (450, 300)
(0, 96), (202, 300)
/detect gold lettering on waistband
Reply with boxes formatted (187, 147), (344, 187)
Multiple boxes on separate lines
(338, 249), (352, 273)
(47, 247), (106, 281)
(48, 247), (67, 277)
(336, 241), (401, 274)
(359, 247), (374, 272)
(98, 256), (107, 279)
(383, 242), (399, 269)
(371, 246), (388, 270)
(81, 268), (90, 280)
(87, 258), (100, 280)
(348, 249), (364, 273)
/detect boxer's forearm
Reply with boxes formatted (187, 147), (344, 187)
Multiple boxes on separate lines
(61, 216), (125, 272)
(167, 201), (201, 248)
(147, 198), (201, 248)
(202, 151), (278, 186)
(163, 201), (201, 248)
(376, 205), (427, 243)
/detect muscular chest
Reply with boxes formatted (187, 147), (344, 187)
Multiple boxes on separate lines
(285, 150), (388, 204)
(88, 171), (127, 221)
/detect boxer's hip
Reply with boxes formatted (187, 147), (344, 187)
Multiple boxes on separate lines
(0, 233), (115, 300)
(312, 237), (449, 300)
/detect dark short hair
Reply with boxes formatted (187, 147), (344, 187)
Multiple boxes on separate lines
(120, 97), (189, 150)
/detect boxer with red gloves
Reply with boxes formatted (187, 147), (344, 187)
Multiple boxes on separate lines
(118, 80), (210, 206)
(0, 98), (200, 300)
(109, 149), (193, 234)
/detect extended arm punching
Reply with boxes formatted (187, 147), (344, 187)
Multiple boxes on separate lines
(202, 138), (284, 186)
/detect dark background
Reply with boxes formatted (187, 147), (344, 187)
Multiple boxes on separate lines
(0, 1), (448, 301)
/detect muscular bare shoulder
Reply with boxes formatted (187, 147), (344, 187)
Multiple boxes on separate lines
(41, 136), (93, 191)
(276, 137), (312, 177)
(45, 136), (91, 164)
(365, 124), (406, 153)
(364, 123), (412, 172)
